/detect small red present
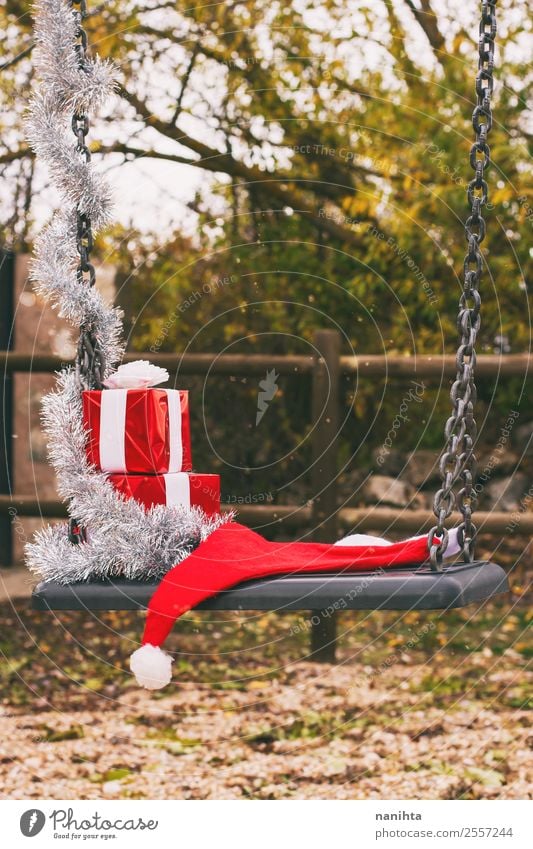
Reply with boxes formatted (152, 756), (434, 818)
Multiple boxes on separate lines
(83, 388), (192, 474)
(108, 472), (220, 515)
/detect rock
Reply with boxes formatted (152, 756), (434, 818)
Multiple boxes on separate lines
(410, 490), (434, 511)
(363, 475), (414, 507)
(513, 422), (533, 456)
(483, 473), (529, 512)
(405, 450), (440, 488)
(337, 469), (365, 503)
(102, 780), (122, 795)
(372, 447), (405, 476)
(476, 450), (520, 477)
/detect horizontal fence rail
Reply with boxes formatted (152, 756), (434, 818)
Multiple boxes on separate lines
(1, 496), (532, 535)
(1, 351), (531, 379)
(1, 334), (531, 575)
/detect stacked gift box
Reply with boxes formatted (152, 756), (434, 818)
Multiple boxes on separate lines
(82, 386), (220, 515)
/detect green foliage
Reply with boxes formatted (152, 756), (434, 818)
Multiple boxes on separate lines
(1, 1), (531, 497)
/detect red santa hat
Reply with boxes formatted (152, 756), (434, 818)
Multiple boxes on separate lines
(130, 522), (460, 689)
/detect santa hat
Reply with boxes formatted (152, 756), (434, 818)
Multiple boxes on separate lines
(130, 522), (460, 689)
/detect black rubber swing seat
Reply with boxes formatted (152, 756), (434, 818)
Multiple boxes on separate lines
(32, 559), (508, 612)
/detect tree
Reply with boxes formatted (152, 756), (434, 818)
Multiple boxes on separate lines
(1, 0), (530, 350)
(1, 0), (531, 495)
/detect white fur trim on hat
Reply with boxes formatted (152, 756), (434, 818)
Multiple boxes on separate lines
(336, 528), (461, 560)
(130, 644), (173, 690)
(334, 533), (392, 547)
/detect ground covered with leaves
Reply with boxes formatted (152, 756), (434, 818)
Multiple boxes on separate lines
(1, 569), (531, 801)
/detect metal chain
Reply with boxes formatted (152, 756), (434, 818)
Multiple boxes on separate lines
(69, 1), (103, 546)
(71, 0), (105, 391)
(430, 1), (497, 569)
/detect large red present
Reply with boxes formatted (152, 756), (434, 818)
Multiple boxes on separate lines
(83, 388), (192, 474)
(108, 472), (220, 515)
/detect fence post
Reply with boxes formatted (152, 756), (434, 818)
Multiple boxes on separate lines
(310, 329), (341, 662)
(0, 249), (15, 566)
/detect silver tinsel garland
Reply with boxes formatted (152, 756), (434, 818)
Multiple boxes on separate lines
(25, 0), (228, 584)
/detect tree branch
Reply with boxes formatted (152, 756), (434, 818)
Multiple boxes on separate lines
(0, 44), (33, 72)
(403, 0), (446, 53)
(104, 139), (382, 245)
(170, 40), (201, 126)
(0, 147), (32, 165)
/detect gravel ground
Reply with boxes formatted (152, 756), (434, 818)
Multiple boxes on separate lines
(1, 663), (531, 800)
(0, 581), (530, 800)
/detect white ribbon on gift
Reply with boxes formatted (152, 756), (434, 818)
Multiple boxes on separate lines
(99, 388), (183, 473)
(163, 472), (191, 507)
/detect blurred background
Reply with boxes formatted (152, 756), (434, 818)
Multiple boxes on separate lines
(0, 0), (531, 803)
(1, 0), (531, 561)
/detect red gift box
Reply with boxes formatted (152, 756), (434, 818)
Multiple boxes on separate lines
(83, 388), (192, 474)
(108, 472), (220, 515)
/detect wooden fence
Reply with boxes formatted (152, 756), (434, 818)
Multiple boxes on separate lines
(1, 332), (532, 568)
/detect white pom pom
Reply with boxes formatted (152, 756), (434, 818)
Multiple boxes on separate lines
(130, 644), (173, 690)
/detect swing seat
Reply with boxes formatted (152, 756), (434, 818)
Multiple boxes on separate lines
(31, 559), (508, 612)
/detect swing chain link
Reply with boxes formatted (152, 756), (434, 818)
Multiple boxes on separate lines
(71, 0), (105, 391)
(430, 0), (497, 570)
(68, 0), (102, 546)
